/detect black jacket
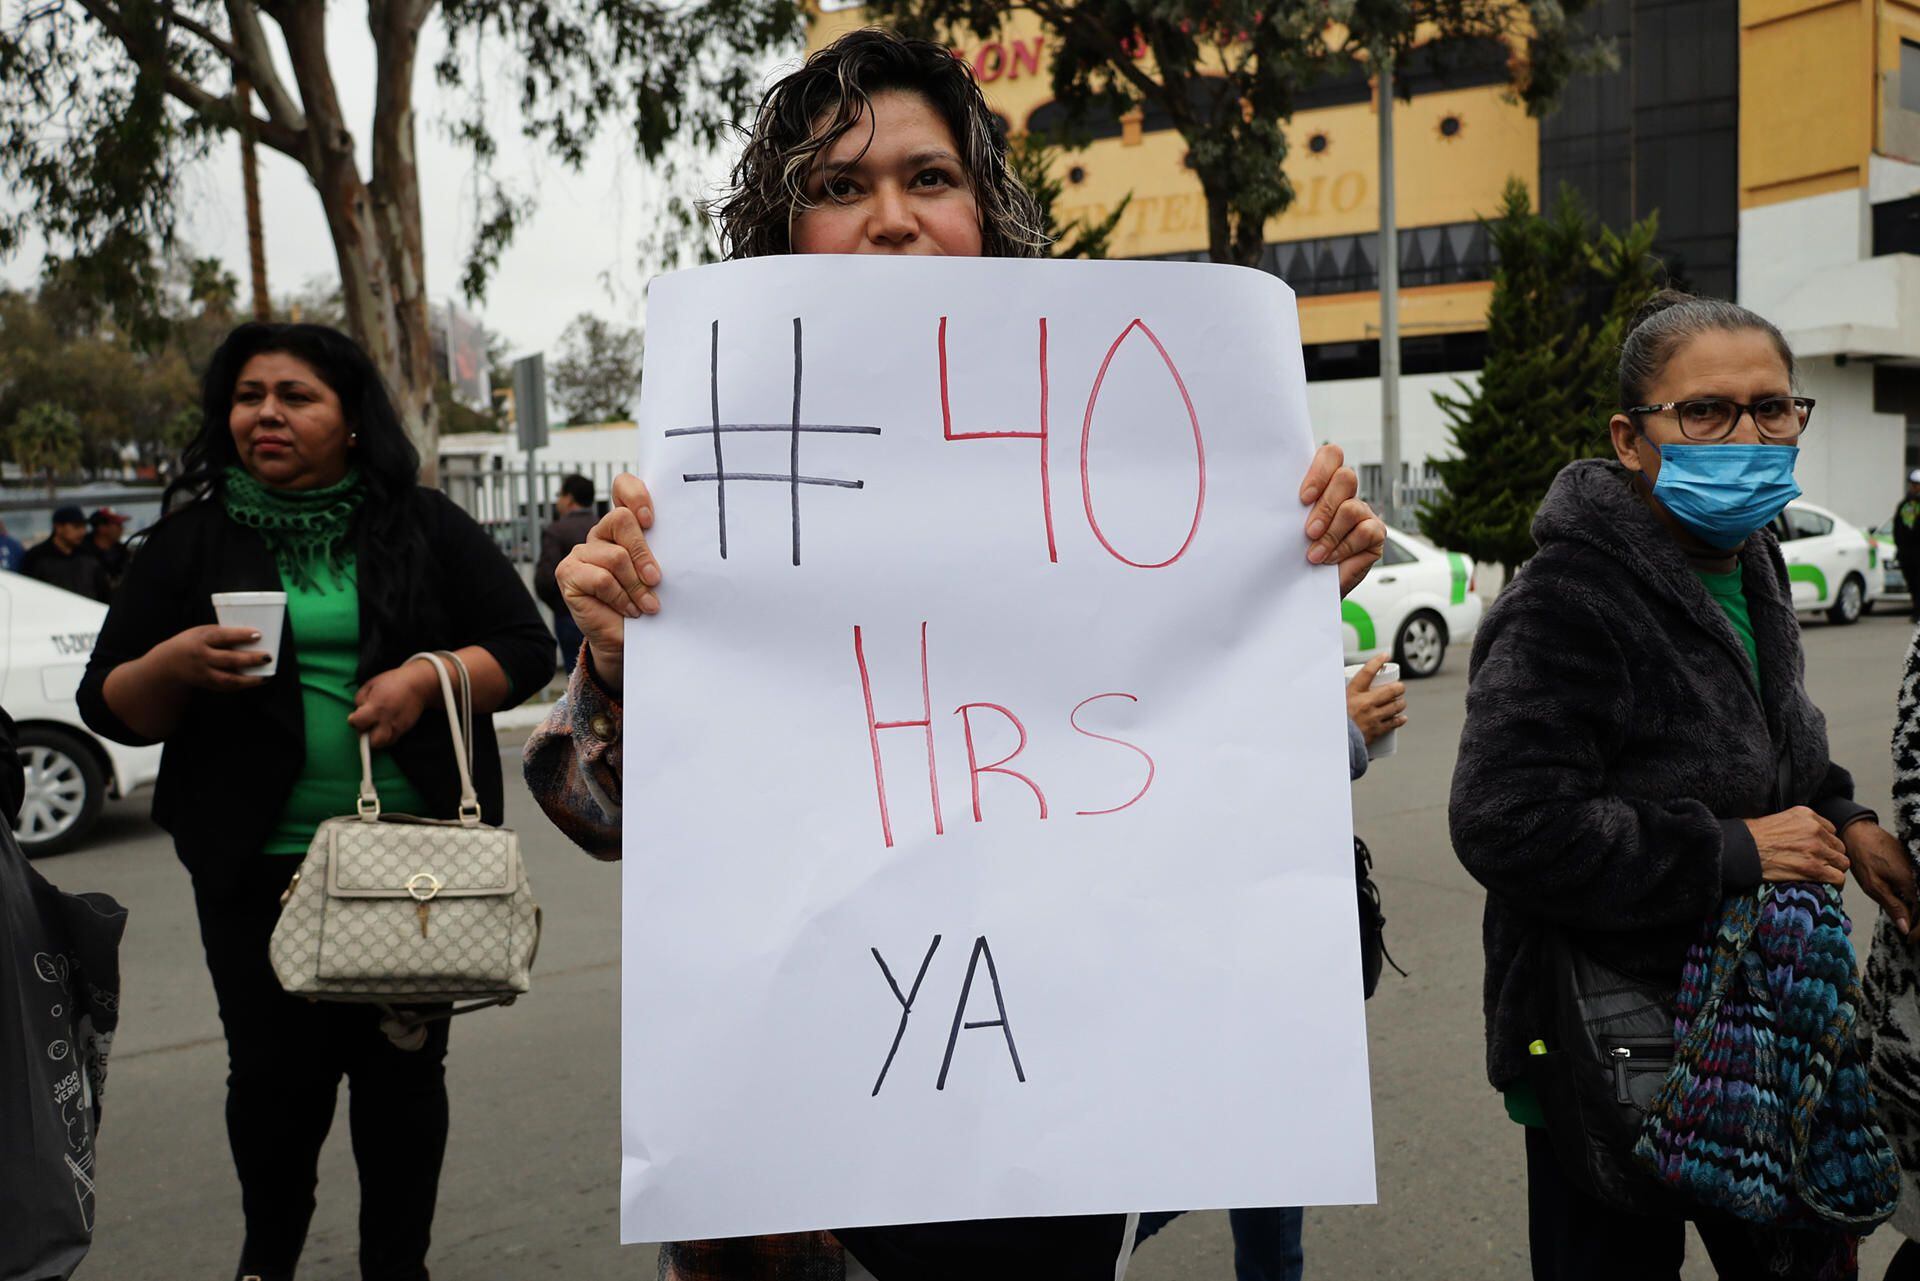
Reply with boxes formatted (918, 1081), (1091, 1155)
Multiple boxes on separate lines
(1451, 460), (1870, 1090)
(533, 508), (595, 614)
(77, 489), (554, 884)
(1893, 496), (1920, 569)
(21, 541), (110, 604)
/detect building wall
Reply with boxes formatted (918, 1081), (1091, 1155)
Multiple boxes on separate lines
(1792, 358), (1906, 526)
(1738, 190), (1868, 321)
(1306, 368), (1476, 479)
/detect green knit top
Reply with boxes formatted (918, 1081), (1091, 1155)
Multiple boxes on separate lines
(222, 468), (429, 854)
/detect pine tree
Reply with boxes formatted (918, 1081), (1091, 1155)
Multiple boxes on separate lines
(1571, 214), (1664, 460)
(1419, 181), (1661, 574)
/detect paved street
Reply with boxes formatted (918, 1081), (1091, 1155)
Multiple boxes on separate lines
(44, 610), (1920, 1280)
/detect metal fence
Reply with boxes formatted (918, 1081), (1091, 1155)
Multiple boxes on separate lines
(438, 455), (626, 565)
(1358, 462), (1446, 534)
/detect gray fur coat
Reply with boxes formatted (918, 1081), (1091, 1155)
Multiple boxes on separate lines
(1451, 459), (1870, 1089)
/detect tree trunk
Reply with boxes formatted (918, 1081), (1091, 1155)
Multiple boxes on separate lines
(1203, 177), (1234, 264)
(237, 78), (272, 322)
(1230, 207), (1265, 269)
(280, 0), (440, 482)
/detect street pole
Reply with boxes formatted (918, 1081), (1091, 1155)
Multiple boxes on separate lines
(1377, 48), (1402, 531)
(512, 354), (550, 565)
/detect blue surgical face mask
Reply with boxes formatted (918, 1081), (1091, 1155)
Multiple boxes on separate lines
(1644, 442), (1801, 549)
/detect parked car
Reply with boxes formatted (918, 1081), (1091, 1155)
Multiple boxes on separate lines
(0, 571), (160, 854)
(1767, 500), (1883, 625)
(1340, 526), (1484, 678)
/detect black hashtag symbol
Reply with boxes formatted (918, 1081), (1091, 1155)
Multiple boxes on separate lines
(666, 318), (880, 566)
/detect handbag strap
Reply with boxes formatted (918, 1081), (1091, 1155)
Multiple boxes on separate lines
(355, 651), (482, 826)
(437, 649), (474, 769)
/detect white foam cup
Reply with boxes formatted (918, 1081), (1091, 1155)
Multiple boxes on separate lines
(1344, 660), (1402, 760)
(211, 591), (287, 677)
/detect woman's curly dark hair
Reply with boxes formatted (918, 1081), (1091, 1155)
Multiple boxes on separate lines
(708, 27), (1047, 260)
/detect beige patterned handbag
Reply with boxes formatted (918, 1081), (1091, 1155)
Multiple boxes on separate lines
(268, 651), (540, 1031)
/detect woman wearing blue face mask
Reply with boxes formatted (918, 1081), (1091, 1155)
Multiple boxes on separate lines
(1450, 290), (1918, 1280)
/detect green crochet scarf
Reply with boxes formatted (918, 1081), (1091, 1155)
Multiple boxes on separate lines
(221, 465), (364, 591)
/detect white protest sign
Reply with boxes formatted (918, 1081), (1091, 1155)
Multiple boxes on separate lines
(622, 256), (1373, 1244)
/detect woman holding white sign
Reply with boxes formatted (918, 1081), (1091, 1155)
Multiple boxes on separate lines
(526, 27), (1386, 1281)
(1452, 292), (1917, 1279)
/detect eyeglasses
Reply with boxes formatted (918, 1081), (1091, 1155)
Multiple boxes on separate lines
(1626, 396), (1815, 442)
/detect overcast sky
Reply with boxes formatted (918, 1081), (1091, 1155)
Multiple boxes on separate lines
(0, 9), (805, 365)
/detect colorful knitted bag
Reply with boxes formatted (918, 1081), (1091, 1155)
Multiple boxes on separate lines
(1633, 883), (1900, 1233)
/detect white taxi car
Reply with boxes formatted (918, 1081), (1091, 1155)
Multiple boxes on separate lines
(0, 571), (161, 854)
(1767, 500), (1883, 625)
(1341, 526), (1484, 678)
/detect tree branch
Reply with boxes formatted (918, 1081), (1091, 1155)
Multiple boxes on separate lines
(276, 0), (352, 166)
(224, 0), (305, 132)
(157, 3), (235, 61)
(69, 0), (303, 156)
(367, 0), (428, 194)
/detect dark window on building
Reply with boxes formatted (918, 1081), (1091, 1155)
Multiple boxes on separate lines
(1539, 0), (1737, 300)
(1140, 77), (1228, 133)
(1261, 221), (1494, 296)
(1873, 194), (1920, 256)
(1026, 99), (1120, 142)
(1904, 39), (1920, 113)
(1396, 36), (1512, 95)
(1300, 331), (1490, 382)
(1296, 67), (1374, 111)
(1030, 39), (1506, 142)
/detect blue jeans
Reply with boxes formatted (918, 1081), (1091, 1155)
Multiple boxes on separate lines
(1133, 1207), (1303, 1281)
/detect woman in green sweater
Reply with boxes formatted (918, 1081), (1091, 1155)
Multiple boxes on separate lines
(79, 323), (554, 1281)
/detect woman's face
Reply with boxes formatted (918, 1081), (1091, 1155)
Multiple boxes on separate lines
(1609, 328), (1795, 485)
(790, 89), (984, 258)
(229, 351), (353, 491)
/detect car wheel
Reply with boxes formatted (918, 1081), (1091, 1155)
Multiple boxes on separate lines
(1394, 610), (1448, 679)
(15, 726), (105, 857)
(1828, 575), (1865, 626)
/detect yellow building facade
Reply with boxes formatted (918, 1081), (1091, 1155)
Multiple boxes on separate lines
(807, 7), (1536, 349)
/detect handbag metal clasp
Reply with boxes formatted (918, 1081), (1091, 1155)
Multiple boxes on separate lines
(407, 872), (442, 940)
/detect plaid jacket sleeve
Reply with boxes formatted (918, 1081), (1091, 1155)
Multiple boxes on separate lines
(522, 648), (623, 860)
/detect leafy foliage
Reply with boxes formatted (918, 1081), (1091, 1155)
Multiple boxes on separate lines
(1419, 180), (1662, 571)
(1005, 133), (1130, 259)
(10, 402), (84, 492)
(0, 285), (198, 478)
(550, 313), (646, 424)
(1, 0), (803, 458)
(865, 0), (1608, 265)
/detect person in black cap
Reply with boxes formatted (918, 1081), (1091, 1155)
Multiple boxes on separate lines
(1895, 468), (1920, 622)
(83, 507), (132, 590)
(20, 506), (110, 603)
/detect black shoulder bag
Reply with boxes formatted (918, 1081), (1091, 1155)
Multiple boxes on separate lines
(1354, 836), (1404, 999)
(1527, 936), (1680, 1214)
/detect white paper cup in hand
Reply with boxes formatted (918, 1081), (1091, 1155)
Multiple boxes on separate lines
(211, 591), (287, 678)
(1344, 661), (1402, 760)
